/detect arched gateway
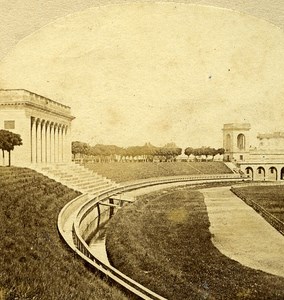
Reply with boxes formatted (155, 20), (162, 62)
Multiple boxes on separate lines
(0, 89), (75, 166)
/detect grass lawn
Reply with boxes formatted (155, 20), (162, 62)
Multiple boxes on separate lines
(0, 167), (128, 300)
(85, 161), (232, 182)
(106, 186), (284, 299)
(232, 185), (284, 222)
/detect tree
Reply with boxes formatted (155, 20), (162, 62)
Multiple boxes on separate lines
(202, 146), (212, 161)
(71, 141), (89, 161)
(184, 147), (194, 160)
(0, 129), (23, 166)
(192, 147), (202, 161)
(154, 145), (182, 162)
(217, 148), (225, 156)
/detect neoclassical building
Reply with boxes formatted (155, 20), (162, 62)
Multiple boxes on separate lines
(0, 89), (75, 166)
(223, 123), (284, 180)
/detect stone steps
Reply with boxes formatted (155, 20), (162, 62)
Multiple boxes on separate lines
(32, 162), (117, 196)
(84, 183), (118, 195)
(76, 180), (109, 190)
(63, 177), (105, 186)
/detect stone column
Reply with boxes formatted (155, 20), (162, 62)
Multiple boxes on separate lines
(58, 124), (62, 163)
(36, 119), (41, 163)
(277, 168), (282, 181)
(31, 117), (36, 163)
(45, 122), (50, 163)
(54, 124), (58, 163)
(63, 126), (67, 162)
(50, 123), (55, 163)
(41, 120), (46, 163)
(1, 148), (5, 166)
(61, 126), (65, 162)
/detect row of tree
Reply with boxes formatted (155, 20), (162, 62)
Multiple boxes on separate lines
(184, 147), (225, 161)
(72, 141), (182, 162)
(0, 129), (22, 166)
(72, 141), (225, 163)
(0, 129), (226, 166)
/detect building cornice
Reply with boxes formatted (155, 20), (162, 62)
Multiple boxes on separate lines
(223, 123), (251, 131)
(0, 101), (75, 121)
(0, 89), (75, 121)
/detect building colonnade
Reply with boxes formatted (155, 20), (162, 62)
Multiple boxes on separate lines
(30, 116), (70, 164)
(243, 164), (284, 181)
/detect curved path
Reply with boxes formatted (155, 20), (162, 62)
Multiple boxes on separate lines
(88, 180), (210, 263)
(201, 186), (284, 277)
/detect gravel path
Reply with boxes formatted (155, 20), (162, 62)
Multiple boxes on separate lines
(202, 186), (284, 277)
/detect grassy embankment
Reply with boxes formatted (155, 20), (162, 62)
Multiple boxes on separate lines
(232, 185), (284, 222)
(106, 186), (284, 300)
(0, 167), (128, 300)
(85, 161), (232, 182)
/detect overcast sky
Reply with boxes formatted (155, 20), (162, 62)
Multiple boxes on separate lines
(0, 1), (284, 149)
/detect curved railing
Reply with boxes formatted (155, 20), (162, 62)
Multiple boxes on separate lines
(58, 173), (245, 299)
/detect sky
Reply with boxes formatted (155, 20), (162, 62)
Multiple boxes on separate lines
(0, 2), (284, 149)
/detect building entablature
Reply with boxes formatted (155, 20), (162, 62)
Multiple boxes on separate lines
(249, 149), (284, 154)
(26, 109), (71, 128)
(0, 89), (74, 121)
(222, 123), (251, 131)
(238, 161), (284, 166)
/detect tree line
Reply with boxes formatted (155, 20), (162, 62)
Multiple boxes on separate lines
(72, 141), (182, 162)
(72, 141), (225, 163)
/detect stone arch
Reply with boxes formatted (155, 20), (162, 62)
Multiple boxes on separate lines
(255, 166), (265, 181)
(237, 133), (245, 150)
(245, 167), (253, 180)
(267, 167), (278, 181)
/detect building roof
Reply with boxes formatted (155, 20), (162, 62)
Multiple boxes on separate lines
(223, 123), (251, 130)
(257, 132), (284, 139)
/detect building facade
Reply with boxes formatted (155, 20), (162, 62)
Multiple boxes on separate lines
(0, 89), (75, 166)
(223, 123), (284, 181)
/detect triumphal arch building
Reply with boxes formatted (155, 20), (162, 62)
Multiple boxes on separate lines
(223, 123), (284, 181)
(0, 89), (75, 166)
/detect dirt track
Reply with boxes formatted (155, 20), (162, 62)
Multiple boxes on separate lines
(202, 186), (284, 277)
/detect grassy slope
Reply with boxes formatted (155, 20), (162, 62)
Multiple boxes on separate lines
(0, 167), (128, 300)
(233, 185), (284, 222)
(85, 161), (232, 182)
(106, 186), (284, 300)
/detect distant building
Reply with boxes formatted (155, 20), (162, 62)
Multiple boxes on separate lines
(223, 123), (284, 180)
(0, 89), (75, 166)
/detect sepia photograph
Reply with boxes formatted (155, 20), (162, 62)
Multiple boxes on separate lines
(0, 1), (284, 299)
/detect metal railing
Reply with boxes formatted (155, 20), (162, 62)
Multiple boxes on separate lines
(231, 186), (284, 236)
(58, 173), (244, 299)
